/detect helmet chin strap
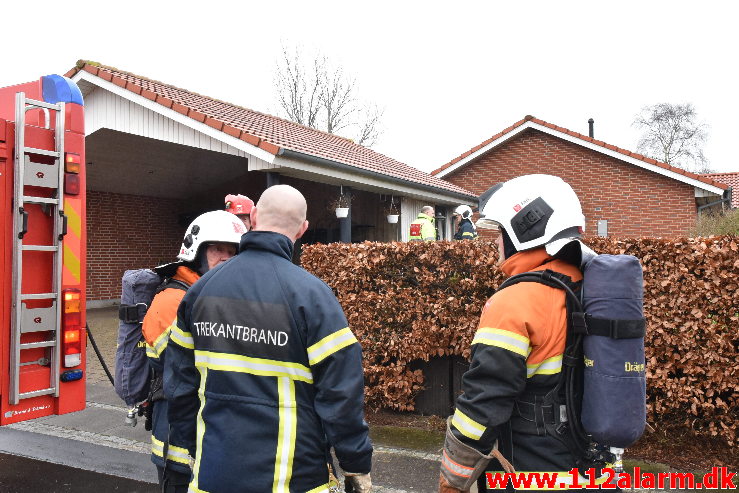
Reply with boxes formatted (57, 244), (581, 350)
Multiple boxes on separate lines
(194, 246), (210, 275)
(501, 228), (519, 259)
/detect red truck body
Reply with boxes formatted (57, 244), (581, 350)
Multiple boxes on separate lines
(0, 75), (86, 424)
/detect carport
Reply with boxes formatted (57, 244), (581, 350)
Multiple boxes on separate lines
(66, 61), (474, 304)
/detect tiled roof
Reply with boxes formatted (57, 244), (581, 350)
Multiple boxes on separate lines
(65, 61), (473, 198)
(702, 172), (739, 207)
(431, 115), (728, 192)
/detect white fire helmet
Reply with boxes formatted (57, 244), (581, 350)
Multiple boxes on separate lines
(454, 205), (473, 219)
(476, 174), (585, 255)
(177, 210), (246, 262)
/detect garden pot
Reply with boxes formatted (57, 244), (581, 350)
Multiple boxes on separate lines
(386, 214), (399, 223)
(335, 207), (349, 218)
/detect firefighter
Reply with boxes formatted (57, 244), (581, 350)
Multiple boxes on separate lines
(439, 175), (590, 492)
(452, 205), (478, 240)
(142, 210), (245, 492)
(409, 205), (436, 241)
(165, 185), (373, 493)
(224, 193), (255, 230)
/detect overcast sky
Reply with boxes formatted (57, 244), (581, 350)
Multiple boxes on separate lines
(1, 1), (736, 174)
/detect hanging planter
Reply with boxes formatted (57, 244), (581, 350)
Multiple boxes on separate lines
(328, 187), (352, 219)
(385, 196), (400, 224)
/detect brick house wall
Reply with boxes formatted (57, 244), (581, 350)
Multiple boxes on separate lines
(86, 191), (185, 301)
(442, 129), (698, 239)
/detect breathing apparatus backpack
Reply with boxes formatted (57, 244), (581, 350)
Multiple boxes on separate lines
(114, 268), (188, 426)
(499, 253), (647, 468)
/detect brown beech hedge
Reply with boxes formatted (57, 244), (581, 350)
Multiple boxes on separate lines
(301, 237), (738, 446)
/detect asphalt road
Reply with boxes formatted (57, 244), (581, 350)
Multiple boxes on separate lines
(0, 453), (157, 493)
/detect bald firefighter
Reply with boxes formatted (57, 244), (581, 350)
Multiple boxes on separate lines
(165, 185), (372, 492)
(409, 205), (437, 241)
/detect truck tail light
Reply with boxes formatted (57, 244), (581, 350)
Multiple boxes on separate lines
(64, 153), (80, 173)
(64, 174), (80, 195)
(62, 289), (82, 367)
(64, 153), (80, 195)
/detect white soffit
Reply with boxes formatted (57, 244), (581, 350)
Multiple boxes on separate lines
(436, 120), (725, 196)
(71, 70), (277, 164)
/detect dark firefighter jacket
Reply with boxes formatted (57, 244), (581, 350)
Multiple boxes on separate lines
(164, 231), (373, 493)
(445, 248), (583, 490)
(409, 212), (436, 241)
(453, 218), (478, 240)
(142, 265), (199, 474)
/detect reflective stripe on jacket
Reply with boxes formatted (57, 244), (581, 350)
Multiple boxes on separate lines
(449, 248), (583, 488)
(453, 218), (478, 240)
(409, 212), (436, 241)
(165, 231), (372, 493)
(141, 266), (199, 473)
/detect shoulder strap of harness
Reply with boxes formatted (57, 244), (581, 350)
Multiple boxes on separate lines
(496, 269), (600, 467)
(154, 277), (190, 295)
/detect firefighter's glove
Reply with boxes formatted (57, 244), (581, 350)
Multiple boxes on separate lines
(440, 417), (495, 491)
(344, 471), (372, 493)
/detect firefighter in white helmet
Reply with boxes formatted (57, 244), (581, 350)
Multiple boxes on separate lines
(440, 175), (596, 492)
(143, 210), (245, 492)
(452, 205), (478, 240)
(224, 194), (255, 230)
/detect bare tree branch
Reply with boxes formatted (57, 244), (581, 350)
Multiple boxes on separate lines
(355, 103), (384, 147)
(321, 66), (356, 134)
(274, 45), (322, 127)
(274, 45), (383, 147)
(633, 103), (711, 173)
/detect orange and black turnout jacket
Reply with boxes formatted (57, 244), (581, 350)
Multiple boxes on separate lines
(142, 265), (200, 473)
(446, 248), (583, 489)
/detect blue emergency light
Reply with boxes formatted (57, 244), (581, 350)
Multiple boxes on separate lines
(42, 74), (84, 106)
(60, 369), (84, 382)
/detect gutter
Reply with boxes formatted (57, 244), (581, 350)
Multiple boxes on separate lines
(697, 187), (733, 215)
(277, 148), (477, 202)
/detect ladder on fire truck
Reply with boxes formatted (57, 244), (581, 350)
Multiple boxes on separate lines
(9, 92), (68, 405)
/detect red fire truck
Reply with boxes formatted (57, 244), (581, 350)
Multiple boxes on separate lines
(0, 75), (86, 424)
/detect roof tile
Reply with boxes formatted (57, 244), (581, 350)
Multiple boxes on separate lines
(240, 133), (261, 147)
(72, 60), (472, 197)
(172, 102), (188, 115)
(257, 140), (280, 155)
(112, 76), (127, 89)
(205, 117), (224, 131)
(156, 95), (173, 109)
(126, 82), (143, 95)
(188, 109), (206, 123)
(223, 125), (242, 139)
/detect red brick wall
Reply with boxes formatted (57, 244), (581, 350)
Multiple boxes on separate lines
(443, 129), (697, 240)
(86, 191), (185, 300)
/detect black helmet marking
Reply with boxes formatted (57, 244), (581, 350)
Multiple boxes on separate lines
(511, 198), (553, 243)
